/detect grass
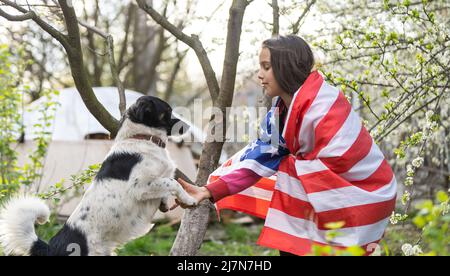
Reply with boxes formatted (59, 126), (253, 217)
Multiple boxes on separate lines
(6, 213), (438, 256)
(113, 219), (424, 256)
(117, 224), (176, 256)
(117, 221), (277, 256)
(381, 224), (422, 256)
(200, 223), (277, 256)
(33, 215), (278, 256)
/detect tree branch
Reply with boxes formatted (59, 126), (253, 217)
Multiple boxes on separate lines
(0, 7), (35, 21)
(169, 0), (250, 256)
(271, 0), (279, 36)
(78, 20), (108, 38)
(0, 0), (70, 49)
(57, 0), (119, 135)
(106, 35), (127, 116)
(117, 3), (135, 71)
(120, 29), (157, 72)
(136, 0), (220, 102)
(292, 0), (317, 35)
(164, 48), (188, 102)
(78, 20), (126, 116)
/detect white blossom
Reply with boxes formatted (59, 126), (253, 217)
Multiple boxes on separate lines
(402, 244), (414, 256)
(401, 244), (422, 256)
(390, 212), (408, 225)
(441, 202), (449, 215)
(402, 191), (411, 205)
(412, 157), (424, 168)
(425, 110), (434, 121)
(406, 165), (414, 176)
(404, 177), (414, 186)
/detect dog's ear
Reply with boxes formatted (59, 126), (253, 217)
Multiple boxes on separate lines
(128, 98), (155, 125)
(169, 116), (190, 136)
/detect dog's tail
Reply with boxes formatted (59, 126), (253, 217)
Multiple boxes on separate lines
(0, 196), (51, 256)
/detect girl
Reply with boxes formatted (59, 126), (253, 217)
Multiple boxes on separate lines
(175, 35), (397, 256)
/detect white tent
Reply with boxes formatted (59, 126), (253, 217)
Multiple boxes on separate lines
(17, 87), (202, 221)
(23, 87), (206, 142)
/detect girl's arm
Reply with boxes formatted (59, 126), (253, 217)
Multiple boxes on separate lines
(175, 138), (289, 207)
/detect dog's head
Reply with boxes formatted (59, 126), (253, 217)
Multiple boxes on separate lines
(126, 96), (189, 136)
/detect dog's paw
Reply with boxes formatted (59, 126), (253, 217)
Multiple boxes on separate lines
(180, 196), (198, 207)
(159, 201), (169, 213)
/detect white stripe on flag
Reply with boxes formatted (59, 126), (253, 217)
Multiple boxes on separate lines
(239, 186), (273, 201)
(298, 82), (339, 154)
(317, 110), (362, 158)
(210, 158), (276, 178)
(339, 142), (385, 181)
(275, 171), (309, 202)
(265, 208), (389, 246)
(295, 159), (329, 176)
(282, 88), (301, 138)
(308, 175), (397, 212)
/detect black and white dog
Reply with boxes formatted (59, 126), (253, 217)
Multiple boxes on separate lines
(0, 96), (198, 256)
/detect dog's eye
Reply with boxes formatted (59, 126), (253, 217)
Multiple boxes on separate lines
(159, 113), (166, 120)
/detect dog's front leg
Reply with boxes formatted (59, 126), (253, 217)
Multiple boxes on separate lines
(137, 178), (197, 207)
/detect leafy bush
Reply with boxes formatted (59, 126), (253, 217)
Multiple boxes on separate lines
(0, 44), (59, 202)
(402, 190), (450, 256)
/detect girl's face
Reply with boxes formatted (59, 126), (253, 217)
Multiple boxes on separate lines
(257, 47), (286, 98)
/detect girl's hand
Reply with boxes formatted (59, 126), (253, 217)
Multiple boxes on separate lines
(170, 178), (212, 210)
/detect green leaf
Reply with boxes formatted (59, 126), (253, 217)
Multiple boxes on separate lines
(345, 246), (366, 256)
(436, 191), (449, 203)
(413, 216), (427, 228)
(324, 221), (346, 230)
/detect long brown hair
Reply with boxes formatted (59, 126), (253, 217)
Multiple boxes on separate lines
(262, 35), (315, 95)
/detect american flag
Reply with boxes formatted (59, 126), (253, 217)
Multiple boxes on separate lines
(208, 71), (397, 255)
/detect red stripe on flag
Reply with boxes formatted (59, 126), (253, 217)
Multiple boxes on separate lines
(258, 227), (383, 256)
(297, 158), (394, 194)
(304, 91), (352, 160)
(208, 175), (220, 182)
(320, 125), (373, 174)
(299, 170), (354, 193)
(270, 190), (396, 229)
(278, 155), (298, 176)
(257, 226), (343, 256)
(350, 159), (395, 192)
(284, 71), (323, 154)
(270, 190), (315, 220)
(216, 194), (270, 219)
(316, 197), (396, 229)
(253, 178), (276, 191)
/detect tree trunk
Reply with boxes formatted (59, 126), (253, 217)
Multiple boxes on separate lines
(170, 0), (250, 256)
(131, 0), (157, 95)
